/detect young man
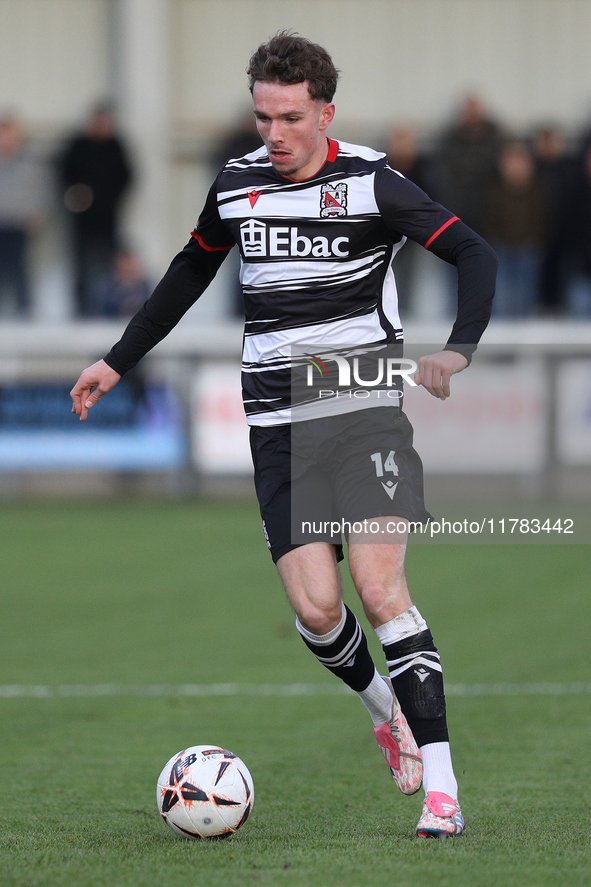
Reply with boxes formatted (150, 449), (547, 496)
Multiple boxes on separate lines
(71, 33), (497, 837)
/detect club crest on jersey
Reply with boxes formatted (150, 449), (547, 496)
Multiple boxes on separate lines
(320, 182), (348, 217)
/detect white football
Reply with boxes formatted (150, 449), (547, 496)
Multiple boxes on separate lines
(156, 745), (254, 840)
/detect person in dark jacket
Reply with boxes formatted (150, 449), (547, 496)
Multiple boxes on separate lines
(59, 104), (133, 316)
(479, 141), (549, 317)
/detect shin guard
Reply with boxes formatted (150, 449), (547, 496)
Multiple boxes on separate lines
(382, 628), (449, 747)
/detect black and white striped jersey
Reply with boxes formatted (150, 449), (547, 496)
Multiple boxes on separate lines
(104, 138), (497, 426)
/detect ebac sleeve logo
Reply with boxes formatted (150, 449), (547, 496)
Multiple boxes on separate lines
(320, 183), (348, 217)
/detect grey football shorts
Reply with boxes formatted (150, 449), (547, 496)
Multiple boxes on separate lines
(249, 407), (432, 564)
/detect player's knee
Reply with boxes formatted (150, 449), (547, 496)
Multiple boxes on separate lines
(295, 601), (342, 636)
(358, 579), (410, 624)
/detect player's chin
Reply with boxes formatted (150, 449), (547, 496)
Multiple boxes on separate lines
(270, 156), (296, 175)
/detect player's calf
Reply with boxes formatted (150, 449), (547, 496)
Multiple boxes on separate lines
(376, 607), (458, 800)
(296, 602), (376, 691)
(377, 614), (448, 747)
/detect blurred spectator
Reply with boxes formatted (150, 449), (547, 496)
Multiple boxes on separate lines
(212, 108), (262, 171)
(436, 93), (504, 230)
(479, 141), (550, 317)
(385, 124), (434, 316)
(532, 125), (575, 313)
(562, 145), (591, 316)
(0, 114), (48, 317)
(88, 248), (151, 317)
(211, 109), (261, 317)
(385, 123), (431, 191)
(59, 103), (133, 316)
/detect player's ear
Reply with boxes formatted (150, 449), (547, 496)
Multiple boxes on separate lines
(319, 102), (335, 131)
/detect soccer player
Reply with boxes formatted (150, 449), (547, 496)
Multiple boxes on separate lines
(70, 33), (497, 838)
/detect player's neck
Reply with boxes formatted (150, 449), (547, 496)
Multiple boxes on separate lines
(282, 137), (331, 182)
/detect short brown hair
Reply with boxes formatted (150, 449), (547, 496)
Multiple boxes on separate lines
(247, 31), (339, 103)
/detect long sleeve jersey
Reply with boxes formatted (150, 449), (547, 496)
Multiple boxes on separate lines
(104, 138), (497, 426)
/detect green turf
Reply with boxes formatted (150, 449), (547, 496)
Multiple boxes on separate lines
(0, 500), (589, 887)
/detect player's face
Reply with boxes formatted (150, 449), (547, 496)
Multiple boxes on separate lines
(252, 80), (335, 180)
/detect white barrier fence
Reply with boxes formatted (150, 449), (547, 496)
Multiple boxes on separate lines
(1, 319), (590, 497)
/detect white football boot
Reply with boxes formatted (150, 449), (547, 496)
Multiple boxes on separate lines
(416, 792), (465, 838)
(373, 676), (422, 795)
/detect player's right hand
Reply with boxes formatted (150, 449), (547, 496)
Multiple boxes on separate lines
(70, 359), (121, 422)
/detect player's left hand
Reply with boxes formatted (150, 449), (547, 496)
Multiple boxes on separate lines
(414, 350), (468, 400)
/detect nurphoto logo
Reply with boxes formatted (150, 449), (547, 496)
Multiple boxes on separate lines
(304, 354), (418, 388)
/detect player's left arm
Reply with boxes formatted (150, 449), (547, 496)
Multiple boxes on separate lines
(418, 221), (497, 398)
(374, 166), (498, 399)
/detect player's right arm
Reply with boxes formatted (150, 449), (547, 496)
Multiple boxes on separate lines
(70, 359), (121, 422)
(70, 178), (235, 420)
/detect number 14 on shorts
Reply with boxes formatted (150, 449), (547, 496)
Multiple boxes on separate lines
(371, 451), (399, 477)
(371, 451), (399, 501)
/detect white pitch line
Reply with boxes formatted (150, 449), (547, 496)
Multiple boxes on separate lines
(0, 682), (590, 698)
(446, 682), (591, 696)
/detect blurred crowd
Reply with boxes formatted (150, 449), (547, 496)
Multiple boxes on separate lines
(0, 103), (149, 320)
(383, 94), (591, 320)
(3, 92), (591, 321)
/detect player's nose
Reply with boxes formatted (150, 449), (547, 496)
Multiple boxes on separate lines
(268, 120), (284, 143)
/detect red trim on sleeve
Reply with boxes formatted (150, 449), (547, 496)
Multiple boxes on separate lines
(424, 216), (460, 250)
(191, 230), (233, 252)
(326, 138), (339, 162)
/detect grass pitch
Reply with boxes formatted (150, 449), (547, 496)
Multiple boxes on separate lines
(0, 499), (589, 887)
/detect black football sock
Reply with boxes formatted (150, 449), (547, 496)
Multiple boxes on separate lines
(296, 603), (376, 692)
(381, 628), (449, 747)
